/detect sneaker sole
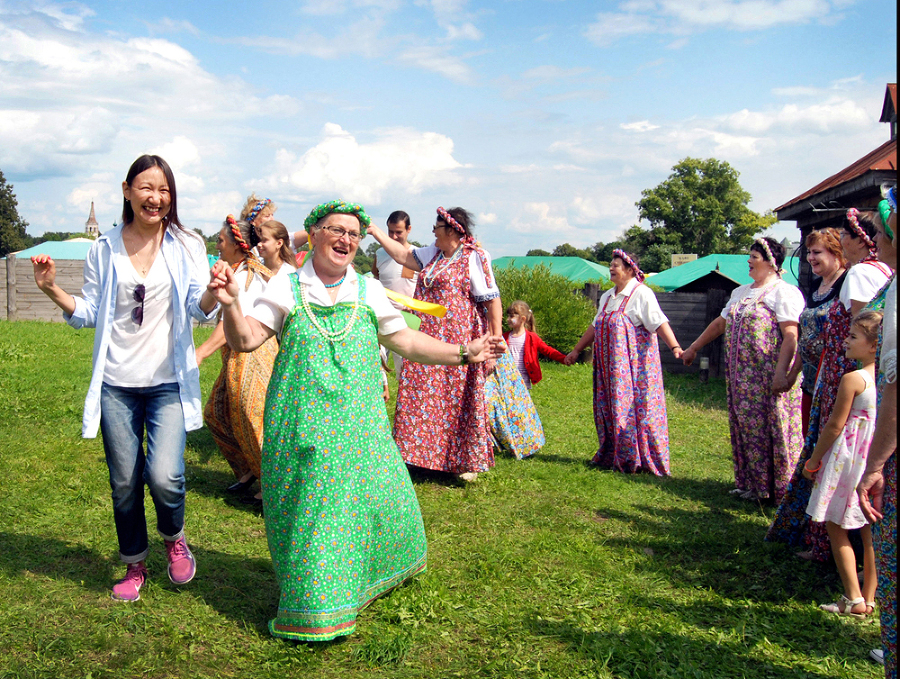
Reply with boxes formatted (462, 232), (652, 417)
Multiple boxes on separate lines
(168, 566), (196, 585)
(110, 592), (141, 602)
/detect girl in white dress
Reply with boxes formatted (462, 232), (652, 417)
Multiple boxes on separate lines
(803, 310), (883, 618)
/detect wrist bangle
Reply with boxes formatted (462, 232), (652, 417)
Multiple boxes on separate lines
(804, 460), (821, 473)
(459, 344), (469, 365)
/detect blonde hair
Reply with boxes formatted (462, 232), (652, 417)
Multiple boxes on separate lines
(852, 310), (883, 344)
(239, 193), (277, 223)
(506, 300), (535, 333)
(255, 219), (295, 268)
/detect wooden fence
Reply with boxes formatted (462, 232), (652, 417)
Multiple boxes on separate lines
(579, 283), (728, 377)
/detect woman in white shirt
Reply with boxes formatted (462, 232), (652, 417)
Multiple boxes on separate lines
(196, 216), (276, 504)
(683, 237), (804, 503)
(565, 249), (682, 476)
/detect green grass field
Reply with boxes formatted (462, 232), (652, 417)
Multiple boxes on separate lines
(0, 320), (883, 678)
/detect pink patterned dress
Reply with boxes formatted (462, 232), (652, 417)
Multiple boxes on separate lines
(590, 285), (670, 476)
(806, 370), (876, 529)
(393, 247), (494, 474)
(724, 283), (802, 502)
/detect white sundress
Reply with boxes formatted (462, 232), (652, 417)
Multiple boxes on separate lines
(806, 369), (876, 530)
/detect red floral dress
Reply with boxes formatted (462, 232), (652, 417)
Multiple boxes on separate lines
(393, 248), (494, 474)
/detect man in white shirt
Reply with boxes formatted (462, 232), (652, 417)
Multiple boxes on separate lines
(372, 211), (419, 371)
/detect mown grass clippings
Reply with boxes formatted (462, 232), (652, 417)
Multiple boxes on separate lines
(0, 320), (883, 679)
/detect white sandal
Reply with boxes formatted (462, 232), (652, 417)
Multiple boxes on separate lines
(819, 595), (868, 619)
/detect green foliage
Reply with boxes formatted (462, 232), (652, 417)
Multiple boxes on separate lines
(525, 248), (550, 256)
(628, 157), (776, 272)
(494, 264), (597, 351)
(550, 243), (593, 260)
(0, 170), (32, 257)
(32, 231), (90, 244)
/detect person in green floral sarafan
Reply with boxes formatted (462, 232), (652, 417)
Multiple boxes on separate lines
(207, 200), (505, 642)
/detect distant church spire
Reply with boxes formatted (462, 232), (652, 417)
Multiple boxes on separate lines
(85, 202), (99, 238)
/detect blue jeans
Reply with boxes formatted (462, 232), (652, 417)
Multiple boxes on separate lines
(100, 382), (187, 563)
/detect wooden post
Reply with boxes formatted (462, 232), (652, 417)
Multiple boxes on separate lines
(6, 254), (16, 321)
(704, 288), (727, 378)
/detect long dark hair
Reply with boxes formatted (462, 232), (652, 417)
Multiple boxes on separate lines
(122, 155), (200, 244)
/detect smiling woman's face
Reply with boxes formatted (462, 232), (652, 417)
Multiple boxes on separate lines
(310, 213), (361, 277)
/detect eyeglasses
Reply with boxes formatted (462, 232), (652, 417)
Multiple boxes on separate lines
(319, 225), (363, 242)
(432, 224), (448, 233)
(131, 284), (146, 326)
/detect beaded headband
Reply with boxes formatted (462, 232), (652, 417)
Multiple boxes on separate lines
(754, 238), (783, 276)
(247, 198), (272, 226)
(436, 206), (465, 236)
(845, 208), (876, 249)
(436, 206), (493, 287)
(303, 200), (371, 235)
(611, 248), (645, 283)
(225, 214), (251, 253)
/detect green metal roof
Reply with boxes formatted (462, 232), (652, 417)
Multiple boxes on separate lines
(492, 256), (609, 283)
(647, 254), (801, 291)
(6, 239), (95, 260)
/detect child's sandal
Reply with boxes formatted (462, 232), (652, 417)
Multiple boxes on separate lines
(820, 595), (868, 619)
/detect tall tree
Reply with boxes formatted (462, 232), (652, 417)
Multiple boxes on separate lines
(628, 157), (775, 271)
(0, 170), (31, 257)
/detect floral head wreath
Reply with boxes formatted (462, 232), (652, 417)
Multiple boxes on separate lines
(845, 208), (876, 253)
(436, 206), (493, 287)
(303, 200), (371, 236)
(226, 214), (251, 253)
(754, 238), (784, 276)
(611, 248), (645, 283)
(879, 184), (896, 241)
(247, 198), (272, 226)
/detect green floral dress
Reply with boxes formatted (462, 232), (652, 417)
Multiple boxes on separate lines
(262, 273), (427, 642)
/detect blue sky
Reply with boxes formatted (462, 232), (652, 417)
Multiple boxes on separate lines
(0, 0), (896, 260)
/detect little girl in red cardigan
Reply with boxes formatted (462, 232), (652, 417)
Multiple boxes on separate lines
(503, 300), (568, 388)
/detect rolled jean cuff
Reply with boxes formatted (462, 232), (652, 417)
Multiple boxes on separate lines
(159, 528), (185, 543)
(120, 548), (150, 564)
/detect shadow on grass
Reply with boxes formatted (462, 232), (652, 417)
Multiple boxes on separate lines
(526, 612), (875, 679)
(0, 530), (278, 630)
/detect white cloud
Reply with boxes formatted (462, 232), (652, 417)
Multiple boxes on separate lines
(621, 120), (660, 132)
(258, 123), (464, 205)
(396, 45), (473, 83)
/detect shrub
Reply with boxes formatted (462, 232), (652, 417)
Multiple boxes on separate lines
(494, 264), (597, 352)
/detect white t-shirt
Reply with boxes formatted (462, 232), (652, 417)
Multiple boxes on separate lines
(593, 278), (669, 332)
(412, 243), (500, 302)
(249, 257), (407, 338)
(721, 279), (805, 324)
(375, 246), (419, 309)
(840, 261), (892, 310)
(104, 246), (176, 387)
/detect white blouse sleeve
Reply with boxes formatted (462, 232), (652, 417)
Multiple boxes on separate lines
(626, 285), (669, 332)
(364, 277), (409, 336)
(841, 262), (892, 310)
(248, 272), (294, 336)
(468, 250), (500, 302)
(720, 285), (749, 319)
(772, 282), (805, 323)
(412, 244), (439, 269)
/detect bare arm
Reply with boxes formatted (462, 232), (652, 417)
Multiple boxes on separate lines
(564, 324), (596, 365)
(802, 372), (861, 480)
(655, 321), (683, 359)
(293, 230), (309, 251)
(857, 379), (897, 523)
(207, 261), (276, 352)
(849, 299), (867, 318)
(770, 321), (798, 393)
(379, 328), (504, 365)
(367, 224), (420, 270)
(32, 255), (77, 316)
(681, 315), (727, 366)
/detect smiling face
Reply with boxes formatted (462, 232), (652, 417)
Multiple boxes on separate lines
(310, 213), (361, 278)
(608, 257), (635, 289)
(122, 166), (171, 230)
(255, 229), (283, 266)
(806, 243), (841, 279)
(216, 226), (243, 266)
(433, 220), (460, 255)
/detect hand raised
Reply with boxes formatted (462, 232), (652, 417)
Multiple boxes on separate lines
(31, 254), (57, 291)
(207, 261), (240, 306)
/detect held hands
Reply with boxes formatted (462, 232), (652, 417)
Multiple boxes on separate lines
(564, 350), (580, 366)
(770, 371), (791, 394)
(207, 261), (240, 306)
(31, 254), (57, 292)
(681, 346), (697, 366)
(466, 334), (507, 364)
(671, 346), (684, 360)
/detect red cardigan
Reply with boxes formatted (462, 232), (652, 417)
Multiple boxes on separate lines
(503, 330), (567, 386)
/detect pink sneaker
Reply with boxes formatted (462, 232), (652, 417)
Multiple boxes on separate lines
(111, 562), (147, 602)
(164, 536), (196, 585)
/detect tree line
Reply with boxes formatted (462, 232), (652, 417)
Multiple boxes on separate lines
(2, 157), (776, 269)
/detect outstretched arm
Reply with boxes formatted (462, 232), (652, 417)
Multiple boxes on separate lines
(380, 328), (505, 366)
(681, 316), (726, 366)
(564, 324), (595, 365)
(655, 321), (683, 359)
